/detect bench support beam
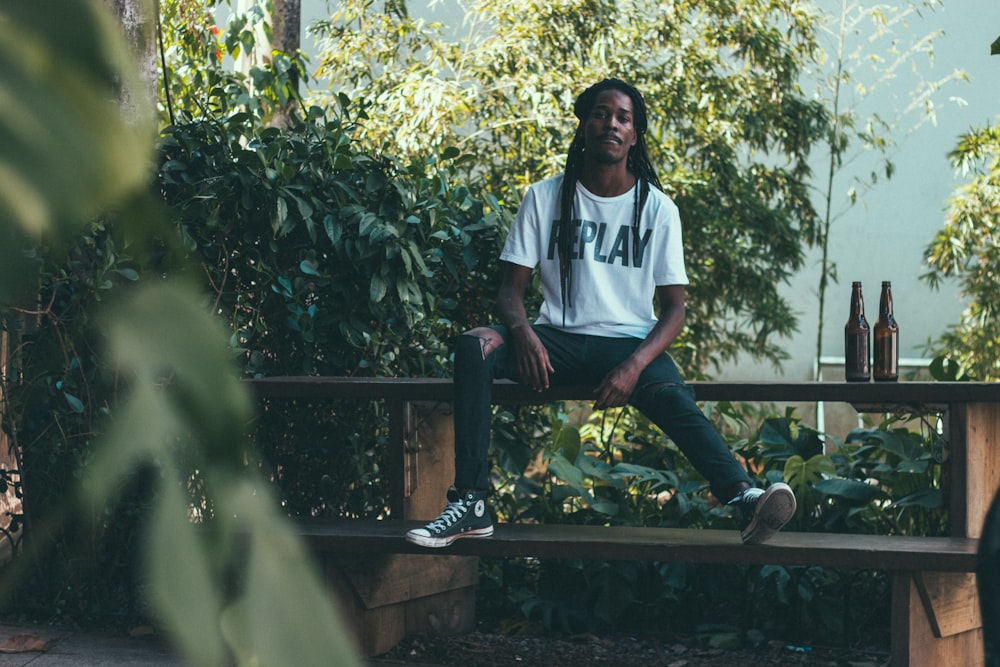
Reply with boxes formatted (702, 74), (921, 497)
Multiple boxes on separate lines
(894, 572), (984, 667)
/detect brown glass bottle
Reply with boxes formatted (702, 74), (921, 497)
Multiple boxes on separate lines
(845, 281), (870, 382)
(873, 281), (899, 381)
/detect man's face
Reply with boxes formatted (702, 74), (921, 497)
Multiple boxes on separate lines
(582, 89), (638, 166)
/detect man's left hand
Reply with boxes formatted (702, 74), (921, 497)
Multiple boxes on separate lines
(594, 362), (641, 409)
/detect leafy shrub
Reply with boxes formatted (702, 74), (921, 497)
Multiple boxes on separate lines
(156, 104), (509, 517)
(0, 101), (509, 618)
(479, 400), (944, 645)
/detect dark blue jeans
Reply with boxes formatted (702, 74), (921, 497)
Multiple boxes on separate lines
(453, 324), (751, 502)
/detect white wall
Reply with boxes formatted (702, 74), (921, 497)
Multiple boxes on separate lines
(719, 1), (1000, 382)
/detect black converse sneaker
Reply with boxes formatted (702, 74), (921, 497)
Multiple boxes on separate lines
(729, 483), (796, 545)
(405, 487), (493, 548)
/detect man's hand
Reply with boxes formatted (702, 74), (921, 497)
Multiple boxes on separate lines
(594, 359), (642, 409)
(510, 324), (554, 391)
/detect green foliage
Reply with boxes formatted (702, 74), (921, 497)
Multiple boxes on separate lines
(309, 0), (832, 372)
(158, 106), (506, 379)
(923, 122), (1000, 380)
(482, 401), (945, 639)
(157, 104), (508, 516)
(0, 1), (362, 664)
(0, 0), (152, 305)
(158, 0), (307, 126)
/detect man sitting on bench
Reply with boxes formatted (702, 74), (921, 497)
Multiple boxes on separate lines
(406, 78), (795, 548)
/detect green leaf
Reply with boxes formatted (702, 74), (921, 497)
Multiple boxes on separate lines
(576, 455), (623, 488)
(864, 430), (927, 462)
(814, 478), (882, 503)
(546, 454), (585, 490)
(369, 274), (387, 303)
(551, 423), (580, 461)
(147, 481), (228, 667)
(546, 453), (619, 515)
(891, 488), (941, 509)
(63, 392), (84, 414)
(784, 453), (835, 503)
(219, 487), (361, 667)
(0, 0), (152, 302)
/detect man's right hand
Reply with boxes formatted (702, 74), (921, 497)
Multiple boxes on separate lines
(509, 324), (554, 391)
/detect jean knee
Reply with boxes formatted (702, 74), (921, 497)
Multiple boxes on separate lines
(635, 381), (696, 410)
(456, 327), (504, 362)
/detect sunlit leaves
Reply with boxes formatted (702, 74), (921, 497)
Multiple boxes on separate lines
(308, 0), (832, 373)
(922, 123), (1000, 379)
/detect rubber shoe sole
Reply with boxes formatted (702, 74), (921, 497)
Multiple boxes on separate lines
(741, 483), (796, 545)
(405, 524), (494, 548)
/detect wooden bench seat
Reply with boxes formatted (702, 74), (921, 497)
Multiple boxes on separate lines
(251, 377), (999, 665)
(299, 519), (979, 572)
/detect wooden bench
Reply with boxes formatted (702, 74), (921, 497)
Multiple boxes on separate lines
(250, 377), (1000, 666)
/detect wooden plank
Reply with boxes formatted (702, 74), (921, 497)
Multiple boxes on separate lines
(322, 556), (404, 657)
(401, 401), (456, 520)
(334, 554), (478, 609)
(248, 377), (1000, 406)
(404, 586), (477, 637)
(914, 572), (981, 638)
(892, 572), (984, 667)
(297, 520), (979, 572)
(963, 403), (1000, 538)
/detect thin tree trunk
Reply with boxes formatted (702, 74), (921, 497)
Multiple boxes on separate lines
(270, 0), (301, 128)
(105, 0), (157, 124)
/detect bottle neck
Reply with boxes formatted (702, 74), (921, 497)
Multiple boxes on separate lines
(850, 288), (865, 317)
(879, 287), (893, 317)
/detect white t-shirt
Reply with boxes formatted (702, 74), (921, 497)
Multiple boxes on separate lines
(500, 174), (689, 339)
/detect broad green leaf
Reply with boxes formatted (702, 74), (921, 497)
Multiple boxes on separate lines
(547, 452), (585, 488)
(103, 283), (253, 447)
(814, 478), (882, 503)
(0, 0), (152, 301)
(63, 392), (84, 414)
(370, 274), (387, 303)
(784, 453), (836, 507)
(576, 455), (623, 488)
(891, 488), (942, 509)
(551, 423), (581, 461)
(219, 486), (361, 667)
(865, 429), (927, 462)
(147, 480), (228, 667)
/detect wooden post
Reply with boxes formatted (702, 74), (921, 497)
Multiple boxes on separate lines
(892, 572), (984, 667)
(951, 403), (1000, 539)
(888, 401), (1000, 666)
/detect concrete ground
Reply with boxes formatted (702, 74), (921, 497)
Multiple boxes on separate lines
(0, 622), (183, 666)
(0, 622), (423, 666)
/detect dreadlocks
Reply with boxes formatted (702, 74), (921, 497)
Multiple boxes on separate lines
(556, 78), (663, 323)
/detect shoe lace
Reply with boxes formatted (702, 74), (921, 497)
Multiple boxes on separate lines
(728, 487), (762, 508)
(427, 501), (467, 532)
